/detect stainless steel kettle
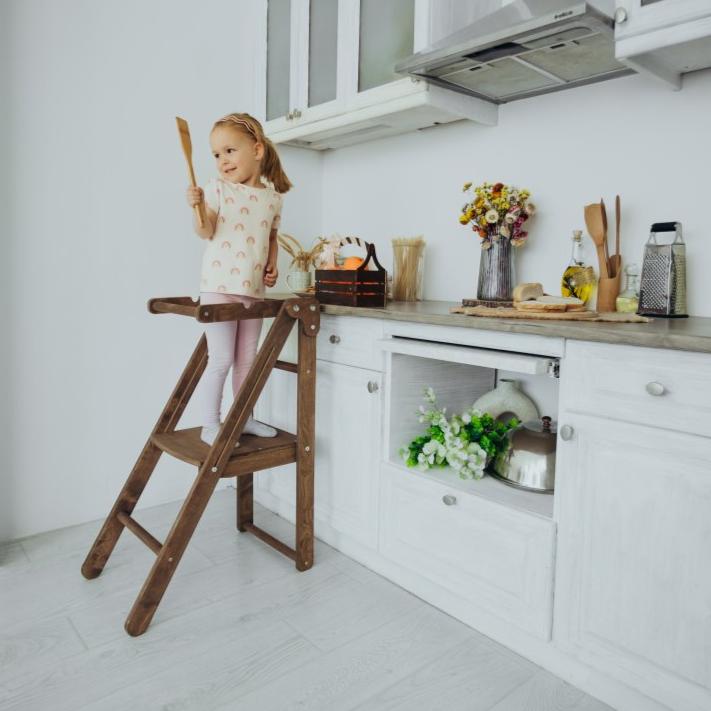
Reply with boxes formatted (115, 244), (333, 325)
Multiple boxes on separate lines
(491, 416), (556, 493)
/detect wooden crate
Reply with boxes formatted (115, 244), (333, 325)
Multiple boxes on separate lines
(315, 241), (387, 307)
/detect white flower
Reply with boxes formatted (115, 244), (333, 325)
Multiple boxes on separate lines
(525, 202), (536, 216)
(505, 212), (516, 224)
(485, 209), (499, 224)
(499, 225), (511, 238)
(462, 412), (471, 424)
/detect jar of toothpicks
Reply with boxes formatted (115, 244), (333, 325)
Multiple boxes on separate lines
(391, 236), (425, 301)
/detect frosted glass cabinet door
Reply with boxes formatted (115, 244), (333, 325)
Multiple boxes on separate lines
(308, 0), (338, 108)
(358, 0), (415, 92)
(267, 0), (291, 121)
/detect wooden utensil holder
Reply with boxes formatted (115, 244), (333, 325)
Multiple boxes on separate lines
(597, 271), (622, 312)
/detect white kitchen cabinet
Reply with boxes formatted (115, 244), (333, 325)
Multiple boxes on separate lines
(380, 463), (556, 640)
(614, 0), (711, 86)
(256, 0), (497, 150)
(313, 360), (382, 549)
(553, 412), (711, 711)
(254, 354), (382, 551)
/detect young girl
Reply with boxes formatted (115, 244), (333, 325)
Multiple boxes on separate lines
(186, 112), (292, 446)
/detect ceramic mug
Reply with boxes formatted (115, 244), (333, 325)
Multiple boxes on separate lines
(286, 270), (311, 293)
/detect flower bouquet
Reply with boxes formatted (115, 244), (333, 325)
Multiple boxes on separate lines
(400, 387), (519, 480)
(459, 182), (535, 301)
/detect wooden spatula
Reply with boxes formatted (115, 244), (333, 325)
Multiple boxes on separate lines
(176, 117), (206, 228)
(584, 202), (609, 280)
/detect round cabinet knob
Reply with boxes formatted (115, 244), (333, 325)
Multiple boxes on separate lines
(560, 424), (574, 442)
(442, 494), (457, 506)
(286, 111), (294, 121)
(293, 108), (302, 119)
(367, 380), (379, 393)
(646, 381), (666, 397)
(329, 334), (340, 344)
(614, 7), (628, 24)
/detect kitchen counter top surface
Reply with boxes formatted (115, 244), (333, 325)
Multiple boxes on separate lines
(306, 298), (711, 354)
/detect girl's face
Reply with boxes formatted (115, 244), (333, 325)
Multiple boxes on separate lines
(210, 125), (264, 184)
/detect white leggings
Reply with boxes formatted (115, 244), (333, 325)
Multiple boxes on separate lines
(196, 292), (263, 428)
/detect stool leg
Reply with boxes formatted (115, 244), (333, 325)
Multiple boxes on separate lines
(82, 335), (208, 580)
(237, 474), (253, 532)
(295, 326), (316, 571)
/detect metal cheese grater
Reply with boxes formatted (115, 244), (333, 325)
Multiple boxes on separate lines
(638, 222), (688, 318)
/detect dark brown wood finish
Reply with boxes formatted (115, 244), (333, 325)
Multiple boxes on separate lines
(84, 296), (320, 637)
(236, 474), (253, 532)
(116, 512), (163, 555)
(293, 301), (318, 571)
(80, 334), (208, 580)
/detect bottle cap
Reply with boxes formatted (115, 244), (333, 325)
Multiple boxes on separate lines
(573, 230), (583, 240)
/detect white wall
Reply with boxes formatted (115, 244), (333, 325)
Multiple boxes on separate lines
(3, 0), (322, 542)
(319, 69), (711, 316)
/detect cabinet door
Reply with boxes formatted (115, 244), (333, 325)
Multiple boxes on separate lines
(266, 0), (294, 122)
(254, 361), (383, 551)
(341, 0), (423, 111)
(554, 413), (711, 710)
(314, 360), (382, 549)
(615, 0), (711, 39)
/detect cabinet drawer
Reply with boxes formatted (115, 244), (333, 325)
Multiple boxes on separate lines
(563, 341), (711, 438)
(380, 464), (556, 640)
(317, 315), (384, 371)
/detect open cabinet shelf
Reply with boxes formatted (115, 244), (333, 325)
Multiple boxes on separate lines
(383, 335), (560, 522)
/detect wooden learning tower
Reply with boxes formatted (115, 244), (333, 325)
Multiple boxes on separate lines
(81, 295), (319, 636)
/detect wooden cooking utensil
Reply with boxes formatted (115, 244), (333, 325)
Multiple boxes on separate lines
(601, 197), (611, 274)
(609, 194), (622, 278)
(176, 116), (206, 228)
(584, 202), (609, 280)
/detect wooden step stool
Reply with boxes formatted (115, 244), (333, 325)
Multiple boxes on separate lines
(81, 295), (319, 636)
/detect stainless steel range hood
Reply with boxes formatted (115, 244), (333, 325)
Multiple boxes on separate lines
(395, 0), (633, 104)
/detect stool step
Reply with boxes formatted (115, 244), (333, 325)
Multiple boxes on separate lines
(151, 427), (297, 477)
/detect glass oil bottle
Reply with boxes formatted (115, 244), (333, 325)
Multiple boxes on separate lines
(561, 230), (596, 304)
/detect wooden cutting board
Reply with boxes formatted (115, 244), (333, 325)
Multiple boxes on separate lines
(450, 305), (649, 323)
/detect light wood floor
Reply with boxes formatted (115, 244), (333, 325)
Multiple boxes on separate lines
(0, 489), (613, 711)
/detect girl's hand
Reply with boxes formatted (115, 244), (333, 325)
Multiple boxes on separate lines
(186, 186), (204, 208)
(263, 262), (278, 288)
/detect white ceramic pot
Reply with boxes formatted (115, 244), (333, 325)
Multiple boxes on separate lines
(472, 379), (539, 423)
(286, 270), (311, 292)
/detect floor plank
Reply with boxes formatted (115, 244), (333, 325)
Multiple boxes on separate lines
(352, 634), (539, 711)
(0, 491), (615, 711)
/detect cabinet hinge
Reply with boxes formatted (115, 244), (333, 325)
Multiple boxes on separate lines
(547, 360), (560, 378)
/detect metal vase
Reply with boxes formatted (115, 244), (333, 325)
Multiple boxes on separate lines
(477, 236), (515, 301)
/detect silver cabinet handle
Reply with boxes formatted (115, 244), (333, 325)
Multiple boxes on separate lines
(286, 111), (293, 121)
(646, 381), (666, 397)
(560, 424), (574, 441)
(293, 108), (302, 119)
(367, 381), (379, 393)
(442, 495), (457, 506)
(614, 7), (628, 23)
(329, 334), (340, 344)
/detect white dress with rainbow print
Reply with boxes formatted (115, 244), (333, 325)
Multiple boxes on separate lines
(199, 178), (282, 297)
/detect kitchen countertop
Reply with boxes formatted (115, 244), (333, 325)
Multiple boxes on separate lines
(308, 298), (711, 354)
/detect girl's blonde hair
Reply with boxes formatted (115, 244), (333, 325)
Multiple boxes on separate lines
(212, 112), (293, 194)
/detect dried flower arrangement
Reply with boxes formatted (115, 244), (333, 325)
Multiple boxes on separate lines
(277, 233), (324, 271)
(459, 181), (535, 250)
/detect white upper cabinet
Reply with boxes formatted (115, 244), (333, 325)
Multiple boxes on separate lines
(256, 0), (497, 150)
(613, 0), (711, 86)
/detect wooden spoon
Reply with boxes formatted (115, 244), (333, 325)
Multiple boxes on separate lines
(584, 203), (609, 280)
(176, 116), (206, 228)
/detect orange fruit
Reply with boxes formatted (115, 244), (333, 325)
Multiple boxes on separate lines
(342, 256), (368, 270)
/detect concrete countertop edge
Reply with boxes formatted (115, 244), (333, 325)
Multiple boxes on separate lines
(314, 301), (711, 355)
